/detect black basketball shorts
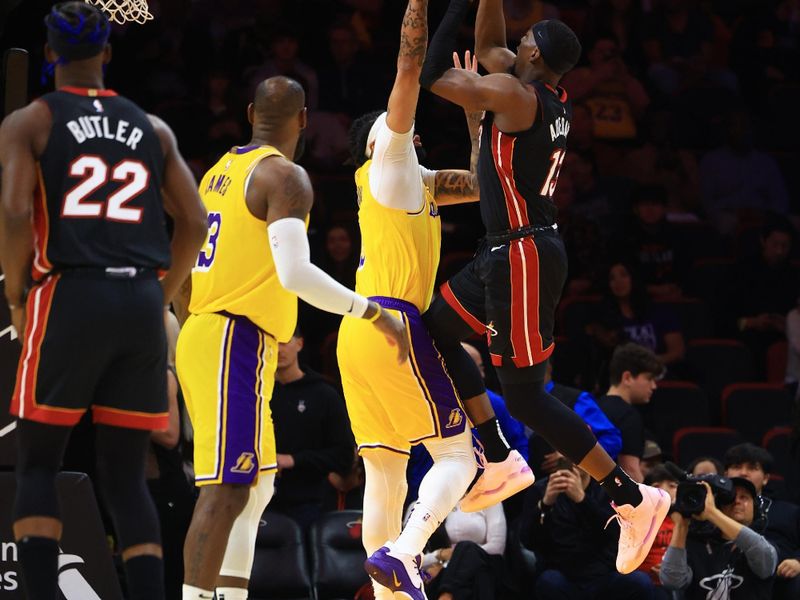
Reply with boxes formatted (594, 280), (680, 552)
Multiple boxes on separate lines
(441, 231), (567, 368)
(10, 271), (168, 430)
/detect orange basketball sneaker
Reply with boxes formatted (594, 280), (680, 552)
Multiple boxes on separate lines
(606, 484), (671, 574)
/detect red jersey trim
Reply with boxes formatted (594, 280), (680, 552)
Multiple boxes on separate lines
(440, 281), (486, 335)
(491, 126), (531, 229)
(59, 86), (118, 97)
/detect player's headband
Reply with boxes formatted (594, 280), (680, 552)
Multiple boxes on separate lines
(364, 112), (388, 159)
(532, 20), (581, 75)
(45, 3), (111, 62)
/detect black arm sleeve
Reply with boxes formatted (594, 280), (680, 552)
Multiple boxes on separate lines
(419, 0), (471, 90)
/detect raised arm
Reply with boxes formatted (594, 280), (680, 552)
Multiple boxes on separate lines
(386, 0), (428, 134)
(0, 101), (50, 338)
(258, 158), (409, 363)
(150, 115), (209, 306)
(475, 0), (515, 73)
(421, 0), (535, 132)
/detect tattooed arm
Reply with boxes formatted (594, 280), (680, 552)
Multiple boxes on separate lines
(386, 0), (428, 134)
(434, 51), (482, 206)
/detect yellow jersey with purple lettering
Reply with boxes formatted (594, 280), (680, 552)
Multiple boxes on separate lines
(190, 145), (297, 342)
(353, 159), (441, 312)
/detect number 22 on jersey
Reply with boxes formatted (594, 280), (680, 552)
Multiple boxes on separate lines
(61, 154), (150, 222)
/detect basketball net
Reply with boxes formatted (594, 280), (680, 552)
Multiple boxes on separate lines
(84, 0), (153, 24)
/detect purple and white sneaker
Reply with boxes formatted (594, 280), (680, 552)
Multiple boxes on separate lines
(364, 542), (427, 600)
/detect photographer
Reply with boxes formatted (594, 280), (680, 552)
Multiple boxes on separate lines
(660, 478), (777, 599)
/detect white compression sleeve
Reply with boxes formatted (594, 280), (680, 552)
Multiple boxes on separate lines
(218, 473), (275, 580)
(268, 217), (369, 317)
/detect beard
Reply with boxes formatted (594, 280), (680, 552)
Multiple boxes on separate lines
(414, 144), (427, 164)
(294, 129), (307, 162)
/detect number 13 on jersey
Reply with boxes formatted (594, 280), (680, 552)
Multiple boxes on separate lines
(195, 211), (221, 271)
(540, 149), (566, 198)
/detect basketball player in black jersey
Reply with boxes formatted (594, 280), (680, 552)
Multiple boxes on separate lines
(419, 0), (670, 574)
(0, 3), (207, 599)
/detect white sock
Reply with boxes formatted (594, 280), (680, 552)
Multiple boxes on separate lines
(216, 587), (248, 600)
(395, 430), (475, 556)
(182, 584), (214, 600)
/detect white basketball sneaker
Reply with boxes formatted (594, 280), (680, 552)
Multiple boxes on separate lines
(460, 449), (535, 513)
(606, 483), (671, 574)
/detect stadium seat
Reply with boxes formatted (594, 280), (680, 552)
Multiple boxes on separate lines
(673, 427), (744, 467)
(644, 381), (710, 452)
(653, 298), (711, 341)
(721, 383), (792, 444)
(248, 511), (312, 600)
(766, 340), (788, 385)
(763, 427), (798, 500)
(556, 294), (602, 338)
(686, 339), (755, 418)
(310, 510), (369, 600)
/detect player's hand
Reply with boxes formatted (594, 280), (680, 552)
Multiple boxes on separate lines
(453, 49), (478, 73)
(368, 303), (410, 364)
(453, 50), (484, 126)
(10, 305), (26, 343)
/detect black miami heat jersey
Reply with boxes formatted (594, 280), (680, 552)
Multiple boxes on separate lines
(477, 80), (571, 233)
(31, 87), (170, 280)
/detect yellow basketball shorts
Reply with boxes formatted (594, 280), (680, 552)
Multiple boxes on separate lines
(337, 296), (468, 455)
(176, 312), (278, 486)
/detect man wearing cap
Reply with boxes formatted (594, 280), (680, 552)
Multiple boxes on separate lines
(660, 477), (778, 599)
(417, 0), (671, 575)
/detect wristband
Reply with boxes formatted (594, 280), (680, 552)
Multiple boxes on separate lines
(365, 304), (382, 323)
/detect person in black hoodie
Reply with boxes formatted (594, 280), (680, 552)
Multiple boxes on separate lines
(520, 460), (657, 599)
(269, 327), (355, 529)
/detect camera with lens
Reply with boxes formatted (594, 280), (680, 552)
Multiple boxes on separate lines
(673, 472), (737, 517)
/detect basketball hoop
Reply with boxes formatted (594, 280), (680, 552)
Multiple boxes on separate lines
(85, 0), (153, 25)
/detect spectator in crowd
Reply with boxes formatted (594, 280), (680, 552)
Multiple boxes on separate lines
(699, 111), (791, 235)
(245, 25), (319, 108)
(724, 443), (800, 600)
(421, 502), (510, 600)
(623, 109), (701, 216)
(729, 219), (799, 373)
(589, 262), (685, 367)
(639, 466), (679, 593)
(614, 185), (688, 300)
(561, 34), (650, 141)
(319, 223), (359, 290)
(640, 439), (665, 481)
(688, 456), (725, 476)
(660, 477), (778, 599)
(643, 0), (737, 96)
(318, 19), (382, 118)
(502, 0), (559, 42)
(585, 0), (646, 72)
(269, 328), (355, 529)
(596, 343), (665, 482)
(521, 460), (657, 599)
(529, 361), (622, 479)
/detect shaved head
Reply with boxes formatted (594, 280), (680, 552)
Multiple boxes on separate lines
(253, 76), (305, 127)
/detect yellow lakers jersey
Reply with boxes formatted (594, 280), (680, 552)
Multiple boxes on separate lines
(354, 160), (441, 312)
(190, 145), (298, 342)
